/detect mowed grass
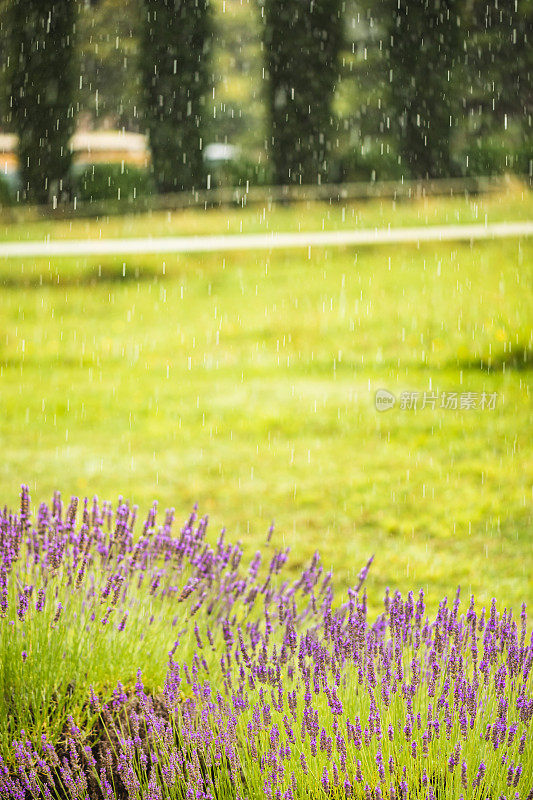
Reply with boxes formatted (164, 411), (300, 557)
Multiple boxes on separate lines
(0, 189), (531, 617)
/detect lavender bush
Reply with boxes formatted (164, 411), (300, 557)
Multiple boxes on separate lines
(0, 486), (531, 799)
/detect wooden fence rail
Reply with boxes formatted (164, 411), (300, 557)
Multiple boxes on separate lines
(0, 173), (530, 222)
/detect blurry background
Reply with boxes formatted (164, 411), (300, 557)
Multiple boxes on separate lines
(0, 0), (530, 202)
(0, 0), (531, 615)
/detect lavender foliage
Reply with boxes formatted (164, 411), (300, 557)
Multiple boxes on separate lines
(0, 486), (531, 799)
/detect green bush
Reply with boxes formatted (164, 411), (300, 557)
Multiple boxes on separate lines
(458, 137), (532, 177)
(338, 140), (408, 183)
(71, 163), (154, 204)
(214, 154), (272, 188)
(0, 173), (15, 206)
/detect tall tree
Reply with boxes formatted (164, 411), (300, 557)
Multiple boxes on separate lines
(7, 0), (78, 204)
(140, 0), (212, 193)
(263, 0), (344, 185)
(461, 0), (532, 137)
(77, 0), (144, 132)
(385, 0), (462, 178)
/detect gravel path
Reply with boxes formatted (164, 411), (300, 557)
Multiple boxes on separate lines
(0, 221), (531, 257)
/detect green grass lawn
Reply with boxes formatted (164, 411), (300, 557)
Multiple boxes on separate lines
(0, 178), (531, 243)
(0, 187), (531, 617)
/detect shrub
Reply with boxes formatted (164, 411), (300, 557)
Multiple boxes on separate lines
(458, 137), (532, 177)
(213, 153), (272, 188)
(0, 486), (531, 799)
(71, 163), (155, 204)
(338, 141), (408, 183)
(0, 174), (15, 206)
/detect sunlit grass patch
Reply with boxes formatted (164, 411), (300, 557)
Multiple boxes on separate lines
(0, 229), (531, 614)
(0, 180), (530, 242)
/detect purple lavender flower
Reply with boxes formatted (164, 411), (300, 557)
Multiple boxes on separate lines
(472, 760), (486, 789)
(321, 767), (329, 793)
(50, 602), (63, 628)
(0, 487), (530, 800)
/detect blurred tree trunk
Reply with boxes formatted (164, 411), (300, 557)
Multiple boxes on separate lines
(263, 0), (344, 185)
(7, 0), (78, 204)
(140, 0), (212, 193)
